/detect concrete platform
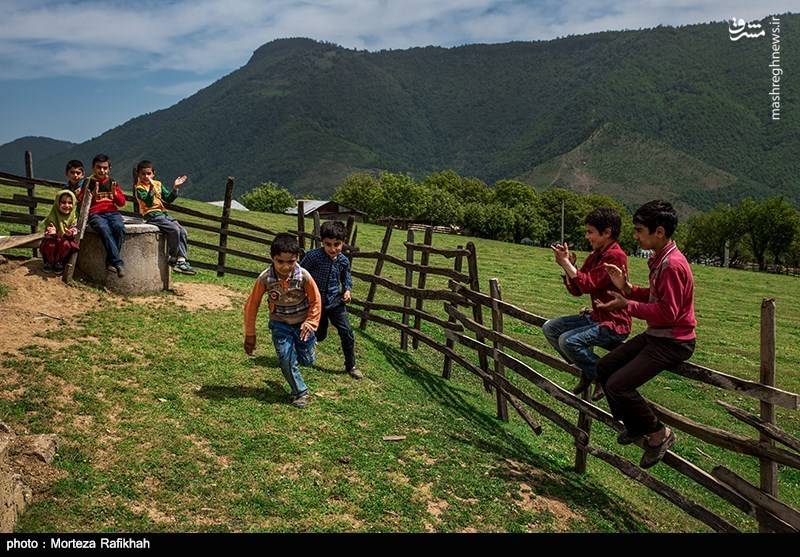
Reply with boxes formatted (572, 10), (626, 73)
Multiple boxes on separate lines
(76, 216), (171, 295)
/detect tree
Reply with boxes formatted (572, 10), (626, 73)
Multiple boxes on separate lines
(493, 179), (537, 207)
(240, 182), (295, 213)
(740, 197), (799, 270)
(378, 171), (431, 220)
(332, 173), (382, 218)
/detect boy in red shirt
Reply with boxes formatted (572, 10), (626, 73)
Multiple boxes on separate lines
(76, 154), (127, 276)
(597, 200), (696, 469)
(544, 208), (631, 401)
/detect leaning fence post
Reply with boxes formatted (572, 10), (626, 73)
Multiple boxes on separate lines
(25, 151), (37, 258)
(217, 177), (234, 277)
(359, 222), (394, 330)
(131, 167), (141, 217)
(313, 211), (322, 249)
(401, 229), (415, 350)
(466, 242), (492, 392)
(411, 226), (433, 349)
(575, 389), (593, 474)
(758, 298), (778, 532)
(489, 278), (509, 421)
(345, 215), (355, 246)
(297, 201), (305, 251)
(442, 245), (464, 379)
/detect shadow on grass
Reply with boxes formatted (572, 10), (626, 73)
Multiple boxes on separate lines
(360, 331), (648, 532)
(196, 380), (288, 404)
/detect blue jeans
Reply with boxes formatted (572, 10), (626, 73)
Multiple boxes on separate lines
(88, 212), (125, 267)
(146, 214), (188, 261)
(317, 302), (356, 371)
(269, 320), (317, 397)
(542, 313), (628, 381)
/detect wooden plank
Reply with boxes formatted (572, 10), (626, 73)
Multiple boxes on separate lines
(186, 239), (271, 263)
(0, 196), (37, 208)
(651, 402), (800, 470)
(400, 229), (414, 351)
(466, 242), (492, 393)
(297, 201), (305, 251)
(217, 177), (234, 277)
(448, 279), (548, 327)
(358, 223), (394, 330)
(489, 278), (508, 421)
(442, 246), (464, 380)
(190, 260), (259, 278)
(0, 213), (43, 226)
(759, 298), (778, 532)
(0, 170), (63, 188)
(575, 389), (592, 474)
(0, 232), (43, 251)
(403, 242), (470, 258)
(25, 151), (36, 255)
(313, 211), (321, 249)
(412, 227), (433, 349)
(353, 251), (471, 282)
(352, 270), (467, 304)
(717, 400), (800, 454)
(507, 395), (543, 435)
(349, 297), (463, 332)
(11, 193), (52, 206)
(713, 466), (800, 531)
(586, 446), (738, 532)
(62, 188), (93, 283)
(180, 220), (272, 244)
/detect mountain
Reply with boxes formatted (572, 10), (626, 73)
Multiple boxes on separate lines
(28, 15), (800, 210)
(0, 137), (75, 177)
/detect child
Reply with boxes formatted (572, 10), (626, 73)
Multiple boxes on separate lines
(543, 207), (631, 400)
(595, 200), (696, 469)
(134, 160), (196, 275)
(64, 160), (85, 194)
(244, 233), (322, 408)
(300, 221), (361, 379)
(76, 154), (127, 277)
(40, 189), (79, 274)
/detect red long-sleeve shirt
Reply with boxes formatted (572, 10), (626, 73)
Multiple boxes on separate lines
(76, 176), (126, 215)
(628, 241), (696, 341)
(563, 241), (632, 335)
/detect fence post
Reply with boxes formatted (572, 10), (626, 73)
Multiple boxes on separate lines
(411, 226), (433, 349)
(442, 246), (464, 379)
(489, 278), (509, 421)
(466, 242), (492, 392)
(297, 201), (305, 251)
(131, 167), (141, 217)
(758, 298), (778, 532)
(359, 222), (394, 330)
(345, 215), (355, 246)
(313, 211), (322, 249)
(401, 229), (415, 350)
(575, 390), (593, 473)
(25, 151), (37, 258)
(217, 177), (234, 277)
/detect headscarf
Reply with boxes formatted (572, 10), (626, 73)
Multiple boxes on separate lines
(41, 189), (78, 236)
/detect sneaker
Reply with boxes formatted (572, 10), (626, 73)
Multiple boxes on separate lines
(640, 429), (676, 469)
(106, 264), (117, 274)
(572, 375), (592, 396)
(617, 428), (645, 445)
(291, 393), (309, 408)
(42, 263), (54, 274)
(174, 261), (197, 275)
(115, 265), (125, 278)
(53, 262), (65, 275)
(591, 382), (605, 401)
(347, 367), (364, 380)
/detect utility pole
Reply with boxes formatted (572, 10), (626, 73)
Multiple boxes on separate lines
(560, 200), (565, 244)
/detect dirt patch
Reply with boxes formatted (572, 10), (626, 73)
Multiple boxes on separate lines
(0, 260), (104, 354)
(516, 482), (583, 532)
(133, 282), (240, 311)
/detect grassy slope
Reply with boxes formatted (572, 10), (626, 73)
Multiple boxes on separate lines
(1, 185), (799, 532)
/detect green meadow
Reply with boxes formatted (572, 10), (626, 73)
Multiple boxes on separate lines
(1, 184), (799, 532)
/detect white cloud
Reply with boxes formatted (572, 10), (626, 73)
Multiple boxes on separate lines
(0, 0), (796, 80)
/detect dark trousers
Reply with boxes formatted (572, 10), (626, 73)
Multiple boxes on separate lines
(88, 212), (125, 267)
(146, 215), (188, 261)
(317, 302), (356, 371)
(41, 236), (78, 266)
(597, 333), (695, 437)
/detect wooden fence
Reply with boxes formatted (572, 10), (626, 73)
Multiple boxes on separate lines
(348, 222), (800, 533)
(0, 153), (356, 281)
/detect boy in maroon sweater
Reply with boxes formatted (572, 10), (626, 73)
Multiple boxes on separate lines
(544, 208), (631, 401)
(596, 200), (696, 469)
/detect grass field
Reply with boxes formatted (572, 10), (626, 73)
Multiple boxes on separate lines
(1, 182), (799, 532)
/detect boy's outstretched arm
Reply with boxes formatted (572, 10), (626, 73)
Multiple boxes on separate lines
(243, 279), (266, 354)
(300, 275), (322, 341)
(342, 255), (353, 302)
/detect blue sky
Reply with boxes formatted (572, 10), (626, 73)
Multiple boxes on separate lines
(0, 0), (795, 145)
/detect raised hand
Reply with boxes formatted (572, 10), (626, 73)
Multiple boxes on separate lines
(174, 175), (188, 189)
(603, 262), (628, 290)
(45, 224), (57, 236)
